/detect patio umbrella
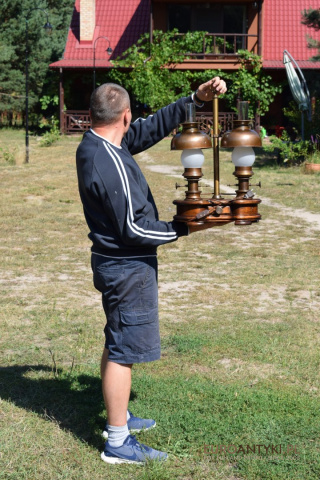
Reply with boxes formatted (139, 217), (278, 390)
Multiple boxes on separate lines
(283, 50), (311, 140)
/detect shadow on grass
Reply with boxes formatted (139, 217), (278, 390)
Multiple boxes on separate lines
(254, 148), (280, 168)
(0, 364), (136, 449)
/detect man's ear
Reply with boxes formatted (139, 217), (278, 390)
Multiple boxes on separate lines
(123, 108), (131, 126)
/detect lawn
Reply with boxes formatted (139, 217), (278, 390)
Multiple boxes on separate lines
(0, 130), (320, 480)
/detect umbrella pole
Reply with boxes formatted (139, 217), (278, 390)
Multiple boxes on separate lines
(301, 111), (304, 141)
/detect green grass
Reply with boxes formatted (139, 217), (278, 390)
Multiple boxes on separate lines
(1, 130), (320, 479)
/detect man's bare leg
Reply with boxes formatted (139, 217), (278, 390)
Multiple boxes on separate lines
(101, 348), (132, 426)
(100, 348), (167, 463)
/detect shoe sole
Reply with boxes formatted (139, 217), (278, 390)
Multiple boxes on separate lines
(102, 422), (156, 440)
(101, 452), (143, 465)
(101, 451), (168, 465)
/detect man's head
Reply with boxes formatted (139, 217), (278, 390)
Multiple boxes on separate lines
(90, 83), (131, 127)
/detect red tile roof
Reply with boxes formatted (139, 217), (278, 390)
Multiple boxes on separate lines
(51, 0), (320, 70)
(264, 59), (320, 69)
(262, 0), (320, 68)
(50, 0), (150, 68)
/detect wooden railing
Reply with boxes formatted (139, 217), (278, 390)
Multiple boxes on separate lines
(175, 33), (258, 58)
(62, 110), (237, 135)
(197, 112), (236, 135)
(63, 111), (91, 134)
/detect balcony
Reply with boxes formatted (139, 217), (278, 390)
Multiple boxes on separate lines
(188, 33), (257, 57)
(171, 32), (259, 69)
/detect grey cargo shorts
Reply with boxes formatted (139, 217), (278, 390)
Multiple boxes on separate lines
(91, 254), (160, 364)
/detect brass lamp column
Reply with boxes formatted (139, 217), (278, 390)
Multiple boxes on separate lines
(212, 94), (220, 199)
(198, 93), (234, 225)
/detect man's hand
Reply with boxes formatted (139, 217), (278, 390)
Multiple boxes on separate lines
(196, 77), (227, 102)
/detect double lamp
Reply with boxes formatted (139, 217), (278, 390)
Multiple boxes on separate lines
(171, 98), (262, 226)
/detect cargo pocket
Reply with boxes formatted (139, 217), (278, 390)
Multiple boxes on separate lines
(120, 307), (160, 354)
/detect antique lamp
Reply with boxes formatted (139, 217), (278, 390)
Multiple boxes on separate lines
(171, 98), (262, 226)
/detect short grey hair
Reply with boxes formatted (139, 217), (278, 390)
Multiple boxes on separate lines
(90, 83), (130, 126)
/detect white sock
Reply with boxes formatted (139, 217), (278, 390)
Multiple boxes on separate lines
(108, 424), (130, 447)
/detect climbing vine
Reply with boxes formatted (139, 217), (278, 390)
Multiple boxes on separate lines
(109, 30), (282, 116)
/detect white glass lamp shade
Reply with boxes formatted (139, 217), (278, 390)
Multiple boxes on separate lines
(181, 149), (204, 168)
(231, 147), (255, 167)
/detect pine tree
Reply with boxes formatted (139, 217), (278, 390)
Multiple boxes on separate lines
(0, 0), (74, 121)
(301, 8), (320, 61)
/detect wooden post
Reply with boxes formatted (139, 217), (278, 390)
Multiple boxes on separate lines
(59, 68), (65, 134)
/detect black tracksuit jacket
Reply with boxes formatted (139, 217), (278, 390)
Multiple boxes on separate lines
(76, 96), (192, 258)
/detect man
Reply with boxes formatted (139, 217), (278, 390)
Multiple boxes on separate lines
(76, 77), (227, 464)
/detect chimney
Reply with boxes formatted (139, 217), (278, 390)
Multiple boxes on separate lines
(80, 0), (96, 42)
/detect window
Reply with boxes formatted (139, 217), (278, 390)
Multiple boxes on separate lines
(168, 4), (246, 34)
(168, 5), (192, 32)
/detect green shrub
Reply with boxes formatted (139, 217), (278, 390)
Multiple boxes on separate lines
(307, 151), (320, 164)
(0, 146), (16, 165)
(283, 99), (320, 141)
(263, 130), (313, 164)
(39, 116), (60, 147)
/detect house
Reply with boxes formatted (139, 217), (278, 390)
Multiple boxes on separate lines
(50, 0), (320, 134)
